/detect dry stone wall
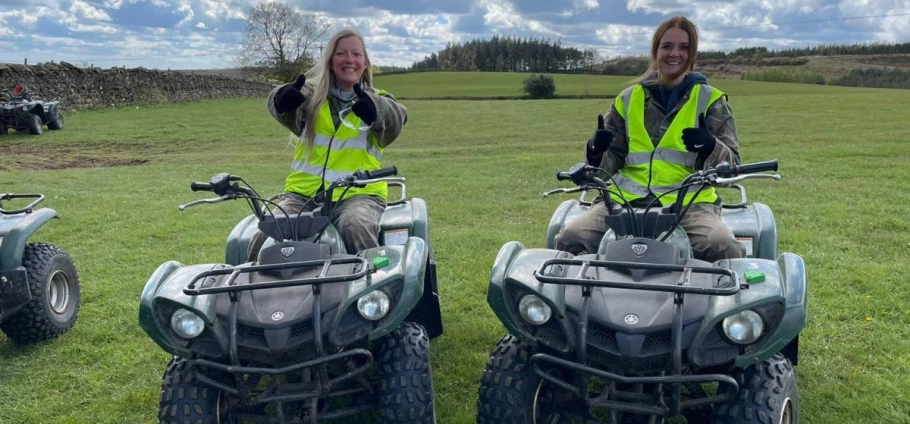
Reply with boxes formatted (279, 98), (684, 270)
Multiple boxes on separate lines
(0, 61), (272, 110)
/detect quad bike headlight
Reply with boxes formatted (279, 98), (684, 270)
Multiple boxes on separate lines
(170, 308), (205, 339)
(518, 294), (552, 325)
(722, 310), (765, 345)
(357, 290), (391, 321)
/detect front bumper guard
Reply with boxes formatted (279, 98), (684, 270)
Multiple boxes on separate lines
(530, 352), (738, 417)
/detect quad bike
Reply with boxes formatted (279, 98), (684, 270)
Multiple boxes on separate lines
(0, 192), (81, 343)
(139, 167), (442, 423)
(477, 160), (806, 424)
(0, 85), (65, 135)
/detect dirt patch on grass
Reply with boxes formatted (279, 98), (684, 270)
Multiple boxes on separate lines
(0, 144), (151, 171)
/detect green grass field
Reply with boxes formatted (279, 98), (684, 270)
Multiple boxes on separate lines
(1, 72), (909, 423)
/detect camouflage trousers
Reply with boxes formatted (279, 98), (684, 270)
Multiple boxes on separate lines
(247, 192), (386, 261)
(554, 202), (745, 262)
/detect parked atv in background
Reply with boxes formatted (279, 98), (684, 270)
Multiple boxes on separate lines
(0, 85), (65, 135)
(139, 167), (442, 424)
(477, 160), (806, 424)
(0, 192), (81, 343)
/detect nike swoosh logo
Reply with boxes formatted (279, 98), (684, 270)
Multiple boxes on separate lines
(694, 144), (704, 148)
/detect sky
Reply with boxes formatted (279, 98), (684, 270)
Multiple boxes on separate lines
(1, 0), (908, 70)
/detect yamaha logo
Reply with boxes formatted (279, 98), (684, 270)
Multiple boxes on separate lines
(280, 246), (295, 258)
(624, 314), (639, 325)
(631, 243), (648, 257)
(271, 311), (285, 321)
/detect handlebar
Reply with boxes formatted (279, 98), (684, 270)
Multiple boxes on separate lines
(189, 173), (241, 196)
(190, 182), (212, 192)
(546, 160), (781, 239)
(355, 166), (398, 180)
(179, 166), (403, 216)
(715, 160), (778, 178)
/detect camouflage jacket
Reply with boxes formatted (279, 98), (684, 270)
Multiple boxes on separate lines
(267, 82), (408, 148)
(590, 82), (741, 175)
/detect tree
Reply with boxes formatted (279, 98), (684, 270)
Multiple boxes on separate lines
(235, 1), (332, 81)
(522, 74), (556, 98)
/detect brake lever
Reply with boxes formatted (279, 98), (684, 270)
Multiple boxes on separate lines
(715, 173), (782, 186)
(353, 176), (406, 187)
(543, 187), (584, 198)
(178, 195), (231, 211)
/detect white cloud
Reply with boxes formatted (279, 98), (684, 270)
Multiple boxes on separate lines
(625, 0), (690, 14)
(103, 0), (143, 9)
(68, 22), (117, 33)
(196, 22), (207, 29)
(71, 0), (113, 21)
(478, 0), (560, 35)
(175, 3), (195, 26)
(199, 0), (246, 21)
(561, 0), (599, 17)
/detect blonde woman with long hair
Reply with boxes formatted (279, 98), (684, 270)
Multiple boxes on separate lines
(249, 28), (407, 259)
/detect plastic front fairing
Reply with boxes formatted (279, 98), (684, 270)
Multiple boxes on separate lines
(225, 215), (346, 266)
(380, 198), (429, 247)
(225, 214), (259, 265)
(361, 236), (428, 340)
(689, 253), (807, 367)
(720, 203), (778, 260)
(138, 260), (192, 356)
(0, 208), (57, 271)
(140, 237), (428, 357)
(226, 198), (431, 266)
(546, 200), (589, 249)
(488, 242), (567, 343)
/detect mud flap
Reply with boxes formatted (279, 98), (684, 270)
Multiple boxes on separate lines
(0, 268), (30, 321)
(405, 252), (443, 339)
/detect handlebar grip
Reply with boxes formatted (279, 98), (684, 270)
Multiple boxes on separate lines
(556, 171), (572, 181)
(736, 160), (778, 175)
(364, 166), (397, 179)
(190, 182), (213, 192)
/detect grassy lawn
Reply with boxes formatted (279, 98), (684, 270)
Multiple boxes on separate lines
(1, 73), (909, 423)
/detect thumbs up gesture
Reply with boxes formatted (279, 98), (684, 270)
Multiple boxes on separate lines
(351, 83), (377, 126)
(586, 115), (614, 155)
(682, 115), (716, 156)
(274, 74), (306, 114)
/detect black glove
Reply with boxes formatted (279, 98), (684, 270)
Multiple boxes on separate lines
(586, 115), (614, 155)
(274, 74), (306, 114)
(682, 115), (716, 156)
(351, 83), (377, 126)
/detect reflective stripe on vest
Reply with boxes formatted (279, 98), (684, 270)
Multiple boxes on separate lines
(612, 84), (724, 206)
(285, 91), (387, 201)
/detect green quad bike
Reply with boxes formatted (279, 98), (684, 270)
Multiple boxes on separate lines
(477, 160), (807, 424)
(0, 193), (80, 343)
(139, 167), (442, 424)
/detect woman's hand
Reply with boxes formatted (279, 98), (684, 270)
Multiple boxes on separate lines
(274, 74), (306, 114)
(351, 83), (377, 125)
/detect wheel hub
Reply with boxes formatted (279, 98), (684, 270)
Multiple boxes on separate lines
(780, 397), (793, 424)
(47, 270), (70, 314)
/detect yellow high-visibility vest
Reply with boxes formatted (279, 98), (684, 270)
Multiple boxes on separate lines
(611, 84), (724, 206)
(285, 92), (386, 201)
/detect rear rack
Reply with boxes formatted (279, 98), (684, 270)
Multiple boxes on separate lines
(534, 258), (742, 295)
(184, 257), (368, 295)
(0, 193), (45, 215)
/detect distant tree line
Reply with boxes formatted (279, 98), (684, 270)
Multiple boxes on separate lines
(410, 36), (599, 73)
(699, 42), (910, 59)
(831, 67), (910, 89)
